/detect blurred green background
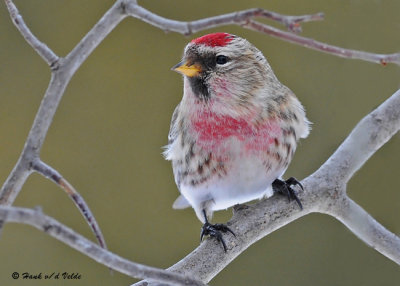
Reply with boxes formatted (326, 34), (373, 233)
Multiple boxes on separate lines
(1, 0), (399, 285)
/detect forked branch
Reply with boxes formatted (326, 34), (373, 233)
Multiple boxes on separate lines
(2, 0), (399, 209)
(32, 160), (108, 250)
(4, 0), (59, 67)
(1, 0), (399, 285)
(0, 0), (127, 205)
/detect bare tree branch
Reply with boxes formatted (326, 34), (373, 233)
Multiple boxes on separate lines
(327, 196), (400, 264)
(314, 88), (400, 184)
(2, 0), (398, 207)
(124, 2), (323, 34)
(0, 0), (127, 205)
(32, 160), (108, 250)
(2, 0), (399, 285)
(64, 1), (127, 76)
(0, 206), (207, 286)
(4, 0), (59, 67)
(245, 20), (400, 65)
(124, 0), (400, 65)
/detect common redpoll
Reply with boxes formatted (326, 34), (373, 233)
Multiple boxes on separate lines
(165, 33), (310, 251)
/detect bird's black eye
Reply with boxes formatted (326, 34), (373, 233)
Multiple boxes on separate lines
(216, 55), (229, 65)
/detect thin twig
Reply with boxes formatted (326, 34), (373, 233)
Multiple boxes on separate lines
(245, 20), (400, 65)
(253, 9), (324, 32)
(32, 160), (108, 251)
(64, 0), (128, 75)
(4, 0), (59, 67)
(124, 1), (323, 35)
(0, 206), (207, 286)
(124, 1), (400, 66)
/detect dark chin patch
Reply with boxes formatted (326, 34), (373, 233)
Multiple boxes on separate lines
(188, 76), (209, 100)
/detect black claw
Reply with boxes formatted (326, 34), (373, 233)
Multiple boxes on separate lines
(220, 224), (236, 237)
(200, 210), (235, 252)
(286, 177), (304, 191)
(272, 177), (303, 210)
(201, 222), (235, 252)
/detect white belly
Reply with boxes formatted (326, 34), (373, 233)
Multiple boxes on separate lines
(180, 153), (284, 212)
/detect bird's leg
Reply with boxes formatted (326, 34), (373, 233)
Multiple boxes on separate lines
(200, 209), (235, 252)
(272, 177), (303, 210)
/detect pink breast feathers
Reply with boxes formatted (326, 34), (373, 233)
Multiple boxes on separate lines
(192, 111), (282, 153)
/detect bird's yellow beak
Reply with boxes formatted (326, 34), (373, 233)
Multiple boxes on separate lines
(172, 61), (202, 77)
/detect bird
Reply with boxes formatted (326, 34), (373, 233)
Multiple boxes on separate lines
(164, 32), (310, 251)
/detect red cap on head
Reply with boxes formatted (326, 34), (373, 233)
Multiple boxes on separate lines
(191, 33), (234, 47)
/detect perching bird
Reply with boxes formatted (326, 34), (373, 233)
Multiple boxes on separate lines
(164, 33), (310, 251)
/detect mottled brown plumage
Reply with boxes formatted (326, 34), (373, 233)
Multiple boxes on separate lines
(164, 33), (310, 249)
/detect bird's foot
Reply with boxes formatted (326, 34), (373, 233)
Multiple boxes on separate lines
(272, 177), (303, 210)
(200, 222), (235, 252)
